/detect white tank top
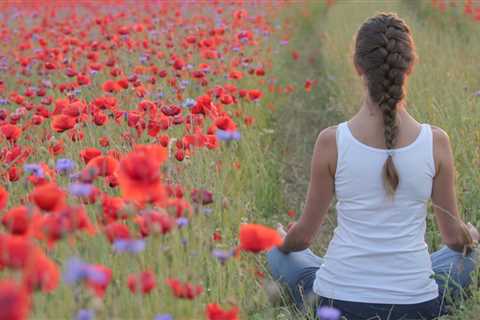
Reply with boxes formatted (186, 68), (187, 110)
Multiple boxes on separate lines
(313, 121), (439, 304)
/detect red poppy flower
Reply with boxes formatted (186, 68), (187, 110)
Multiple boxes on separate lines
(206, 303), (239, 320)
(104, 222), (130, 243)
(30, 183), (66, 212)
(86, 265), (111, 298)
(51, 115), (76, 133)
(101, 196), (127, 223)
(0, 235), (40, 270)
(239, 224), (283, 253)
(191, 188), (213, 205)
(2, 206), (31, 235)
(87, 156), (119, 177)
(22, 251), (59, 293)
(127, 270), (156, 294)
(80, 148), (102, 164)
(165, 278), (203, 300)
(135, 210), (174, 237)
(0, 186), (8, 211)
(102, 80), (120, 93)
(117, 144), (168, 204)
(1, 124), (22, 142)
(247, 89), (262, 101)
(0, 280), (30, 320)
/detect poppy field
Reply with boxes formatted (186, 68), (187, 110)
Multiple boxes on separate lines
(0, 0), (479, 320)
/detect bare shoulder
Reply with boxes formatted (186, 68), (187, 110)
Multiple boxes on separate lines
(313, 125), (338, 175)
(431, 125), (451, 151)
(430, 125), (454, 175)
(315, 125), (338, 149)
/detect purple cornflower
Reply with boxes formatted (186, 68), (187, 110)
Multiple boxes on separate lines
(75, 309), (95, 320)
(68, 183), (93, 197)
(474, 90), (480, 97)
(216, 129), (241, 142)
(154, 314), (173, 320)
(113, 239), (145, 253)
(24, 163), (44, 178)
(176, 217), (189, 228)
(63, 257), (106, 285)
(280, 39), (289, 46)
(56, 158), (75, 175)
(212, 248), (234, 265)
(182, 98), (196, 109)
(316, 306), (341, 320)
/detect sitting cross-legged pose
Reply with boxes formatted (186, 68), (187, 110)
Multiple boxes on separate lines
(266, 12), (479, 320)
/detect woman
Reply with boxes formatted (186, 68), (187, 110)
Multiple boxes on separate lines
(266, 12), (479, 320)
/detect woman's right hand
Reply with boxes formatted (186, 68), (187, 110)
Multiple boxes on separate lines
(466, 222), (480, 243)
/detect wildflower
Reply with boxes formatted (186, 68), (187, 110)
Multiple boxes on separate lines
(239, 224), (283, 253)
(22, 251), (60, 293)
(51, 115), (76, 132)
(86, 156), (118, 177)
(1, 206), (31, 235)
(113, 239), (145, 253)
(63, 257), (106, 286)
(182, 98), (196, 108)
(0, 186), (8, 211)
(317, 306), (341, 320)
(127, 270), (156, 294)
(135, 210), (174, 237)
(68, 183), (93, 197)
(23, 164), (44, 178)
(191, 189), (213, 205)
(165, 278), (203, 300)
(56, 158), (75, 175)
(75, 309), (95, 320)
(215, 129), (241, 142)
(30, 183), (66, 212)
(154, 315), (173, 320)
(0, 280), (30, 320)
(176, 217), (189, 228)
(118, 144), (168, 204)
(211, 249), (234, 265)
(205, 303), (239, 320)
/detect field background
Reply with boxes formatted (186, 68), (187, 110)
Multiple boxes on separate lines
(0, 0), (479, 319)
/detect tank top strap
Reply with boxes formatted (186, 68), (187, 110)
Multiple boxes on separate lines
(421, 123), (436, 176)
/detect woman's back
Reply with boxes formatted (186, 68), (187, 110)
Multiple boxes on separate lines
(312, 120), (439, 304)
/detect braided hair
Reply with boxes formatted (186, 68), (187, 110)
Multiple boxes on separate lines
(353, 13), (416, 196)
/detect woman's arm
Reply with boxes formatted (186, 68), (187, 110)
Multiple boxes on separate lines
(431, 126), (478, 253)
(277, 126), (337, 254)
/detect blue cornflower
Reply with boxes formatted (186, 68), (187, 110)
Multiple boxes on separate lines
(24, 163), (44, 178)
(63, 257), (106, 285)
(75, 309), (95, 320)
(176, 217), (189, 228)
(212, 248), (234, 265)
(316, 306), (341, 320)
(113, 239), (145, 254)
(68, 183), (93, 197)
(0, 99), (8, 105)
(154, 314), (173, 320)
(474, 90), (480, 97)
(182, 98), (196, 109)
(56, 158), (76, 175)
(216, 129), (241, 142)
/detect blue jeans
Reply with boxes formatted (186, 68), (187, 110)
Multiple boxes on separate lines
(266, 245), (478, 319)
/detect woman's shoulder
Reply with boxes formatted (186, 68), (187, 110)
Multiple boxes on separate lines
(315, 125), (339, 148)
(429, 125), (451, 154)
